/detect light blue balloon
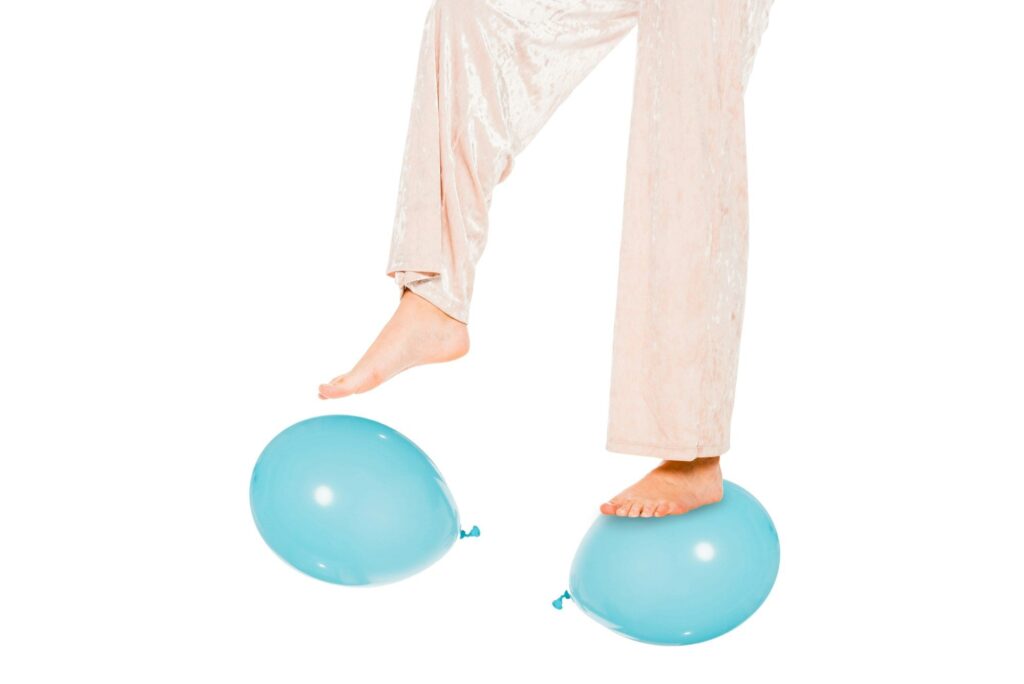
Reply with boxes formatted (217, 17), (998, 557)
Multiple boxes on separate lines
(250, 415), (475, 586)
(563, 481), (780, 645)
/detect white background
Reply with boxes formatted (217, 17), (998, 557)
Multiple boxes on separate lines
(2, 1), (1022, 681)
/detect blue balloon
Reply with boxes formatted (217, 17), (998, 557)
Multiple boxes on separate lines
(250, 415), (475, 586)
(562, 481), (780, 645)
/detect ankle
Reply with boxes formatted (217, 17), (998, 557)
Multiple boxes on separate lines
(658, 456), (720, 473)
(402, 288), (466, 327)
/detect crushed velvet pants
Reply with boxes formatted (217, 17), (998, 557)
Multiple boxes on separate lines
(386, 0), (774, 460)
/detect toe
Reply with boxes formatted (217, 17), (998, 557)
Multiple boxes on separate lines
(318, 379), (349, 399)
(653, 502), (670, 517)
(639, 501), (656, 518)
(626, 501), (642, 518)
(319, 370), (371, 399)
(662, 502), (686, 517)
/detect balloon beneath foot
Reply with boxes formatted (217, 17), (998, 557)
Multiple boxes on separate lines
(565, 481), (780, 645)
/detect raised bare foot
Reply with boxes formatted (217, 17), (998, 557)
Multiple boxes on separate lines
(600, 457), (724, 518)
(318, 288), (469, 399)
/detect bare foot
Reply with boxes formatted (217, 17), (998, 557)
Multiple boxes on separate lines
(318, 289), (469, 399)
(600, 457), (724, 518)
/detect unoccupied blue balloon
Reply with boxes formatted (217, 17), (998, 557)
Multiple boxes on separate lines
(568, 481), (780, 645)
(250, 415), (464, 586)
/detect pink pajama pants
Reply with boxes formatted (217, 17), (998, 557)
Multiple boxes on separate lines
(386, 0), (774, 460)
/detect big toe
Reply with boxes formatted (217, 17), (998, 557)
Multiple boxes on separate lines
(319, 375), (358, 399)
(660, 501), (687, 517)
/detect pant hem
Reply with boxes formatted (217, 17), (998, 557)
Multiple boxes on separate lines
(605, 439), (729, 461)
(389, 271), (470, 324)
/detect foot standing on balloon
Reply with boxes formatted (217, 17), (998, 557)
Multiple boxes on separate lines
(319, 0), (775, 519)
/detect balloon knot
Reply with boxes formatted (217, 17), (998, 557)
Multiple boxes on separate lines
(552, 590), (571, 610)
(459, 525), (480, 539)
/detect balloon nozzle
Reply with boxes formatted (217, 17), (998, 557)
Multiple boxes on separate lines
(459, 525), (480, 539)
(552, 590), (571, 610)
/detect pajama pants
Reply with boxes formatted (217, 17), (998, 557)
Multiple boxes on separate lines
(385, 0), (774, 460)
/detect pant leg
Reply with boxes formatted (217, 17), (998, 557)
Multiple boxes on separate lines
(606, 0), (774, 460)
(386, 0), (639, 324)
